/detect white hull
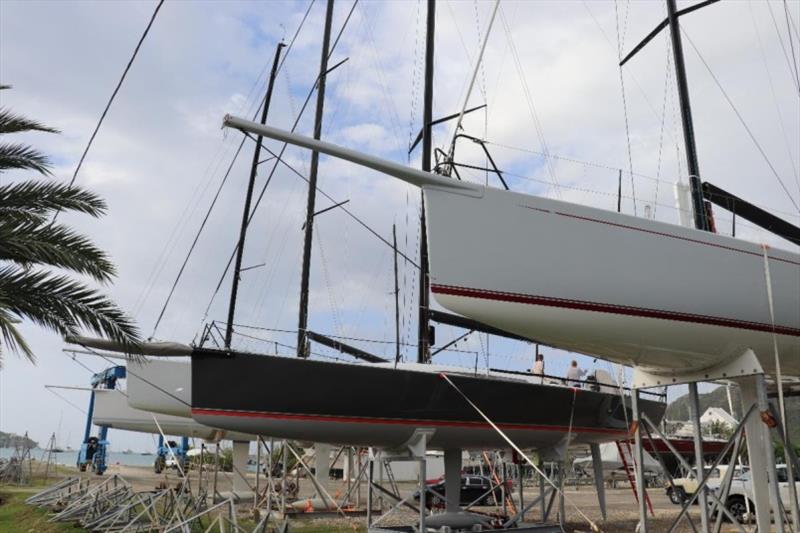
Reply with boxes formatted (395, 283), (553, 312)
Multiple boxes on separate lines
(219, 117), (800, 377)
(126, 359), (192, 417)
(93, 389), (254, 441)
(424, 187), (800, 376)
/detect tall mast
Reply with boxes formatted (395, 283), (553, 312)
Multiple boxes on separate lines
(666, 0), (708, 232)
(417, 0), (435, 364)
(297, 0), (335, 358)
(225, 42), (285, 348)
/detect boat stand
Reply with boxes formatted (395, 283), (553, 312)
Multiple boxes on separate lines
(367, 430), (432, 532)
(364, 432), (564, 532)
(631, 353), (797, 532)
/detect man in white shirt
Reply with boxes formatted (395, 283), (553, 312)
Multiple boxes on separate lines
(531, 353), (545, 383)
(566, 360), (587, 387)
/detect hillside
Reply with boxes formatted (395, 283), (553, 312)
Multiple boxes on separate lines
(0, 430), (38, 449)
(665, 385), (800, 443)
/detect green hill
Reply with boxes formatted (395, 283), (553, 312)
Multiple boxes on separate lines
(0, 430), (38, 449)
(665, 385), (800, 443)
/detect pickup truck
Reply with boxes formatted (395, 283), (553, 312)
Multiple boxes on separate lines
(720, 464), (800, 523)
(666, 465), (746, 504)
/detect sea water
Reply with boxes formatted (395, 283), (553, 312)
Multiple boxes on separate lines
(0, 447), (156, 468)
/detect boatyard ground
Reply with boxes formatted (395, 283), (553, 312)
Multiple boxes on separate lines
(0, 463), (751, 532)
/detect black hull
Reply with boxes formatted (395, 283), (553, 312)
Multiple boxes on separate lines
(191, 349), (666, 450)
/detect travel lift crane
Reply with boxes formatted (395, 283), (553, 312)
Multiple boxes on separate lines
(77, 365), (125, 474)
(153, 434), (190, 474)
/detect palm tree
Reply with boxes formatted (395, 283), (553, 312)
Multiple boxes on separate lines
(0, 86), (139, 363)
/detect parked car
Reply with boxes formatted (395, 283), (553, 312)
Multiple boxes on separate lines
(718, 465), (800, 523)
(666, 465), (746, 504)
(413, 475), (512, 508)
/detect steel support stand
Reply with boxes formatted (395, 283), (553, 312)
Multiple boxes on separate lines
(346, 447), (353, 508)
(518, 461), (525, 522)
(444, 448), (461, 514)
(711, 429), (746, 533)
(419, 454), (427, 532)
(770, 402), (800, 526)
(255, 438), (261, 511)
(538, 457), (546, 521)
(367, 450), (374, 527)
(590, 443), (607, 521)
(266, 438), (274, 511)
(213, 443), (220, 502)
(378, 453), (384, 512)
(738, 375), (778, 532)
(632, 389), (648, 532)
(755, 376), (787, 532)
(501, 461), (508, 518)
(280, 441), (287, 516)
(688, 382), (710, 531)
(557, 464), (566, 530)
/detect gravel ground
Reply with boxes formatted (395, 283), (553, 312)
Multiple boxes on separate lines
(74, 466), (752, 532)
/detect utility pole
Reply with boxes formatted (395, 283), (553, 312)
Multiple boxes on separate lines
(225, 42), (285, 348)
(418, 0), (435, 364)
(297, 0), (335, 358)
(665, 0), (708, 232)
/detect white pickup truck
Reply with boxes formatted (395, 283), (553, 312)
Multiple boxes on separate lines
(667, 465), (745, 504)
(720, 464), (800, 523)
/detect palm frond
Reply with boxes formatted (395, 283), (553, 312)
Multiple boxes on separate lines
(0, 181), (106, 216)
(0, 219), (117, 282)
(0, 307), (35, 364)
(0, 208), (48, 226)
(0, 108), (59, 135)
(0, 142), (52, 175)
(0, 266), (140, 352)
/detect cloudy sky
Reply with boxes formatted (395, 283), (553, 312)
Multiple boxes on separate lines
(1, 0), (798, 452)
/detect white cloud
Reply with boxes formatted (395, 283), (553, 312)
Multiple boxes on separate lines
(1, 0), (797, 448)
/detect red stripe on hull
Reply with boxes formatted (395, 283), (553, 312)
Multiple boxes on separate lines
(191, 408), (627, 436)
(431, 284), (800, 338)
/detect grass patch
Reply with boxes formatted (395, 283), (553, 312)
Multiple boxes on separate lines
(0, 486), (85, 533)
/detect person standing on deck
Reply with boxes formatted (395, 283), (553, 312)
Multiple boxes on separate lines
(531, 353), (545, 383)
(566, 360), (587, 387)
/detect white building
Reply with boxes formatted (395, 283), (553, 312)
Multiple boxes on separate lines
(700, 407), (738, 429)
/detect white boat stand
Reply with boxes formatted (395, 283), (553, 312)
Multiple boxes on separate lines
(630, 364), (796, 533)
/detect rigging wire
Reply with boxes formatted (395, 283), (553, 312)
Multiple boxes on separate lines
(766, 0), (800, 95)
(149, 0), (316, 339)
(749, 0), (800, 198)
(66, 0), (165, 191)
(785, 0), (800, 43)
(134, 30), (282, 317)
(781, 0), (800, 91)
(652, 37), (673, 219)
(613, 0), (637, 216)
(198, 1), (361, 330)
(314, 226), (344, 337)
(682, 28), (800, 213)
(46, 388), (88, 416)
(581, 1), (685, 167)
(498, 6), (562, 199)
(485, 143), (800, 221)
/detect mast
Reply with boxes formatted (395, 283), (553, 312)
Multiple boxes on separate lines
(665, 0), (708, 232)
(417, 0), (435, 364)
(297, 0), (335, 358)
(224, 42), (286, 348)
